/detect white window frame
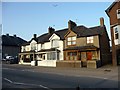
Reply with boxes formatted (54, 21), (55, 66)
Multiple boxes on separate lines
(52, 39), (59, 48)
(67, 36), (76, 46)
(31, 43), (36, 50)
(114, 27), (119, 40)
(117, 9), (120, 19)
(87, 36), (93, 44)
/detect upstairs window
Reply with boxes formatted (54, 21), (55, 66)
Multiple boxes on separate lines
(67, 36), (76, 46)
(87, 36), (93, 44)
(31, 43), (36, 50)
(52, 39), (59, 48)
(23, 46), (26, 51)
(117, 9), (120, 19)
(41, 44), (44, 49)
(114, 28), (119, 39)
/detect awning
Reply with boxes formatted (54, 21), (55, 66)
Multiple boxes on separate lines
(19, 50), (35, 55)
(37, 48), (60, 53)
(63, 45), (99, 51)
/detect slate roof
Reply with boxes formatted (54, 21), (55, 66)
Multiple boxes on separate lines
(22, 24), (107, 45)
(72, 25), (104, 38)
(2, 35), (27, 46)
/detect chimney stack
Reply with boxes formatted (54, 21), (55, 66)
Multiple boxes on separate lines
(33, 34), (37, 39)
(68, 20), (77, 30)
(48, 27), (55, 34)
(100, 17), (104, 27)
(13, 34), (16, 37)
(6, 33), (9, 36)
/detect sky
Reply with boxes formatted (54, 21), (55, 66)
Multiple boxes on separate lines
(2, 2), (113, 41)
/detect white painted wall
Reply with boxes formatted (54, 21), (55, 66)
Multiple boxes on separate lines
(30, 40), (37, 51)
(38, 60), (57, 67)
(49, 33), (64, 60)
(37, 43), (41, 51)
(44, 42), (51, 49)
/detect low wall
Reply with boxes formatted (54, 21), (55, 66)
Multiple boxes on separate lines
(87, 60), (101, 68)
(56, 61), (81, 68)
(38, 60), (56, 67)
(19, 60), (31, 65)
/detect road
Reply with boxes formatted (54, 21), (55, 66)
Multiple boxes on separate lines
(2, 64), (119, 90)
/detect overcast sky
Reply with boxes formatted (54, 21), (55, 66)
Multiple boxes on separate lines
(2, 2), (113, 41)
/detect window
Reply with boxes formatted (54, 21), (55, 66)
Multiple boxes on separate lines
(31, 43), (36, 50)
(23, 46), (26, 51)
(87, 36), (93, 44)
(115, 28), (119, 39)
(41, 44), (44, 49)
(117, 9), (120, 19)
(68, 52), (77, 56)
(52, 39), (59, 48)
(47, 52), (59, 60)
(67, 36), (76, 45)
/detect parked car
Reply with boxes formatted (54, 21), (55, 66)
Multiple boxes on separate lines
(2, 56), (18, 64)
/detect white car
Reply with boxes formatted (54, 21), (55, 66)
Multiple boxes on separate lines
(6, 56), (14, 60)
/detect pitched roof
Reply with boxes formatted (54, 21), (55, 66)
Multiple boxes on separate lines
(70, 25), (104, 37)
(2, 35), (27, 46)
(36, 28), (68, 43)
(22, 24), (107, 45)
(105, 0), (120, 16)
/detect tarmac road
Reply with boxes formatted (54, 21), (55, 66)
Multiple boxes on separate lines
(2, 64), (119, 90)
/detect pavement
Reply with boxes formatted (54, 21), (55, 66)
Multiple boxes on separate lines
(2, 63), (119, 81)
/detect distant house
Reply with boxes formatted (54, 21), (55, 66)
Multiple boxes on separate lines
(57, 18), (111, 68)
(19, 27), (68, 66)
(20, 18), (111, 68)
(105, 0), (120, 65)
(2, 34), (27, 58)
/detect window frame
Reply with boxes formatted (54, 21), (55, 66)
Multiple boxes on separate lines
(87, 36), (94, 44)
(51, 39), (59, 48)
(67, 36), (76, 46)
(114, 27), (119, 39)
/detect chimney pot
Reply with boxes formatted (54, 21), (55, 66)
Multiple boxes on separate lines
(48, 27), (55, 34)
(13, 34), (16, 37)
(6, 34), (9, 36)
(100, 17), (104, 27)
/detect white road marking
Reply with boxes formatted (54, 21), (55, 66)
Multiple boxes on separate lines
(4, 78), (13, 83)
(3, 77), (52, 90)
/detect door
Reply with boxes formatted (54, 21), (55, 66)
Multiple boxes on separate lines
(81, 52), (87, 67)
(87, 52), (92, 60)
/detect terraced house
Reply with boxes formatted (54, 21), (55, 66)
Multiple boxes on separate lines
(19, 18), (111, 68)
(57, 18), (111, 68)
(19, 27), (68, 67)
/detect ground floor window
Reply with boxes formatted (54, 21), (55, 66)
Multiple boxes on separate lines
(47, 52), (59, 60)
(67, 51), (78, 60)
